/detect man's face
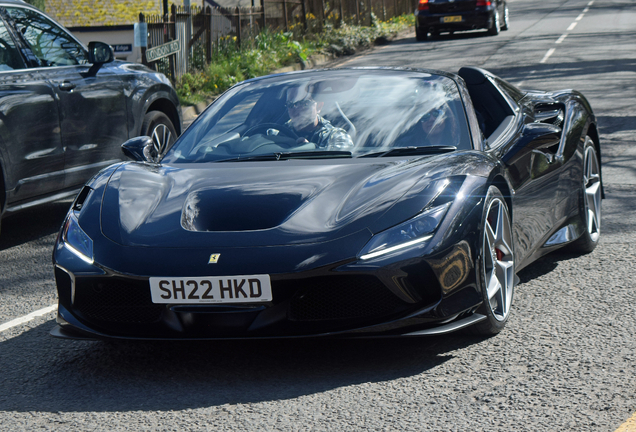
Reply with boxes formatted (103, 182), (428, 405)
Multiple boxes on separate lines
(420, 108), (443, 130)
(287, 87), (320, 131)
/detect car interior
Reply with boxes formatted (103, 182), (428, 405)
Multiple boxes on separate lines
(457, 66), (517, 146)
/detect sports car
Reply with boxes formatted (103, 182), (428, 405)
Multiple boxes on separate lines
(51, 67), (602, 340)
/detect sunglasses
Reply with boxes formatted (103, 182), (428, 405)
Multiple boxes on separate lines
(286, 99), (316, 109)
(420, 109), (443, 122)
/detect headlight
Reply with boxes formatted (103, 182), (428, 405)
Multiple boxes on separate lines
(359, 202), (450, 260)
(62, 214), (94, 264)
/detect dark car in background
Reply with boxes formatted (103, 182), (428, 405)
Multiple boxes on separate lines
(415, 0), (509, 41)
(0, 0), (181, 234)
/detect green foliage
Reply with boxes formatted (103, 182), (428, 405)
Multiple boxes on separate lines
(24, 0), (45, 11)
(176, 14), (415, 106)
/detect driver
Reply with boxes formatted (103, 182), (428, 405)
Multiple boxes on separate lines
(418, 105), (459, 146)
(284, 85), (353, 150)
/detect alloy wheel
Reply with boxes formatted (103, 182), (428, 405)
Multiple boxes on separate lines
(583, 144), (601, 241)
(151, 123), (173, 157)
(483, 197), (514, 321)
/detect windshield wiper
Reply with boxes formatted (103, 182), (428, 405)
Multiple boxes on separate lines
(360, 146), (457, 158)
(216, 150), (353, 162)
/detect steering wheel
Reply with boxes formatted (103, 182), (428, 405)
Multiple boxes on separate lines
(243, 123), (298, 140)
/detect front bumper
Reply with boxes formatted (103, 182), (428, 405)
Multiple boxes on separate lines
(53, 235), (482, 340)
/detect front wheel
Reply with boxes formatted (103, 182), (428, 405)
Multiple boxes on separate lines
(141, 111), (177, 157)
(567, 136), (602, 253)
(470, 186), (515, 335)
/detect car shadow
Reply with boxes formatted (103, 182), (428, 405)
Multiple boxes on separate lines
(410, 29), (493, 44)
(516, 249), (587, 284)
(0, 320), (488, 413)
(0, 200), (72, 251)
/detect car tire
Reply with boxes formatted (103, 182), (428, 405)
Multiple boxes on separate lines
(141, 111), (177, 156)
(501, 4), (510, 30)
(487, 10), (501, 35)
(415, 26), (428, 41)
(566, 136), (602, 254)
(469, 185), (515, 336)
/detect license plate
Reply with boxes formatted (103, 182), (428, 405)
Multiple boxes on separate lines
(149, 275), (272, 304)
(442, 16), (462, 23)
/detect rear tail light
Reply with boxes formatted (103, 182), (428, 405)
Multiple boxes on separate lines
(418, 0), (429, 11)
(476, 0), (492, 5)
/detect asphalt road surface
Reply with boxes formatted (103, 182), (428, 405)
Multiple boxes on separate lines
(1, 0), (635, 430)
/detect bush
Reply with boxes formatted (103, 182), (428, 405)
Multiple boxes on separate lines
(176, 14), (414, 105)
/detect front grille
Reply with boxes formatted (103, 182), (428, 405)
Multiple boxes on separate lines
(287, 276), (409, 322)
(430, 0), (476, 14)
(74, 279), (164, 324)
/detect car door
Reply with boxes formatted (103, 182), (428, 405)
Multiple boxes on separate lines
(0, 10), (64, 205)
(5, 5), (128, 190)
(491, 85), (561, 264)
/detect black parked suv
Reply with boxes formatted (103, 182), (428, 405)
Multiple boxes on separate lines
(0, 0), (181, 234)
(415, 0), (509, 41)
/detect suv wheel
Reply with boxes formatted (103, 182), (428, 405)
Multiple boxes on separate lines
(142, 111), (177, 157)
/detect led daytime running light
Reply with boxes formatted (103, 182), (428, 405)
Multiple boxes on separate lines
(360, 234), (434, 260)
(63, 214), (94, 264)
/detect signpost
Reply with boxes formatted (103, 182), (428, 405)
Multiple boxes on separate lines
(145, 39), (180, 62)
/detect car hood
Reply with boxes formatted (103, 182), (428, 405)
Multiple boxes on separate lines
(99, 155), (479, 248)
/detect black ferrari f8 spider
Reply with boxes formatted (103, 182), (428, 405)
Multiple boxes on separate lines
(51, 67), (602, 340)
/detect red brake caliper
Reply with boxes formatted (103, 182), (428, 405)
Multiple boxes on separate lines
(495, 248), (504, 261)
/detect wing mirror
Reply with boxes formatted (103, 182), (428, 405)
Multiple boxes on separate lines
(88, 41), (114, 64)
(122, 136), (159, 163)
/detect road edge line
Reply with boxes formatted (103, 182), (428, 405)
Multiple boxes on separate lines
(0, 304), (57, 333)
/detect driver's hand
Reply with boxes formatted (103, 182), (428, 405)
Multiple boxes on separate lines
(296, 137), (309, 144)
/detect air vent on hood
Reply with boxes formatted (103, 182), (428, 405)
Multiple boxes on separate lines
(181, 188), (307, 232)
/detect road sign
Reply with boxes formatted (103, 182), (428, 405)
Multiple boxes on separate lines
(146, 39), (180, 62)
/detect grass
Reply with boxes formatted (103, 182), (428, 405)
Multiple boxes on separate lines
(176, 13), (415, 106)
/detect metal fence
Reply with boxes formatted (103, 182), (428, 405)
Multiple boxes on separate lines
(140, 0), (414, 82)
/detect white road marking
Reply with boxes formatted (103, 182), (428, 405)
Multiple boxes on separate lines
(0, 304), (57, 334)
(540, 48), (556, 64)
(576, 13), (585, 21)
(583, 7), (589, 13)
(556, 34), (568, 44)
(588, 0), (594, 5)
(567, 22), (578, 31)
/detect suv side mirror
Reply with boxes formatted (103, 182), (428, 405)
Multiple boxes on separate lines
(88, 41), (114, 64)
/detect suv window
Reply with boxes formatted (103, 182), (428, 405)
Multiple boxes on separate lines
(5, 7), (87, 67)
(0, 18), (23, 71)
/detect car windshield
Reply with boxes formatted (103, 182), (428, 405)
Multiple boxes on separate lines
(162, 69), (472, 163)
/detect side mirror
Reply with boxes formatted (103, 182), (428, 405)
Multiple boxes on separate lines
(122, 136), (156, 163)
(88, 41), (114, 64)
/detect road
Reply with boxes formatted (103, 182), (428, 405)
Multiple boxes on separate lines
(1, 0), (635, 430)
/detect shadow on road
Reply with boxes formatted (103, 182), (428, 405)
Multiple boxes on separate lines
(0, 321), (486, 413)
(0, 200), (71, 251)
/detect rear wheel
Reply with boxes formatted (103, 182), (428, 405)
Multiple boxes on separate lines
(501, 4), (509, 30)
(141, 111), (177, 157)
(470, 186), (515, 335)
(487, 10), (501, 35)
(567, 136), (601, 253)
(415, 26), (428, 41)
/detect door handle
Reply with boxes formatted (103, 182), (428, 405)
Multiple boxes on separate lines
(58, 81), (76, 91)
